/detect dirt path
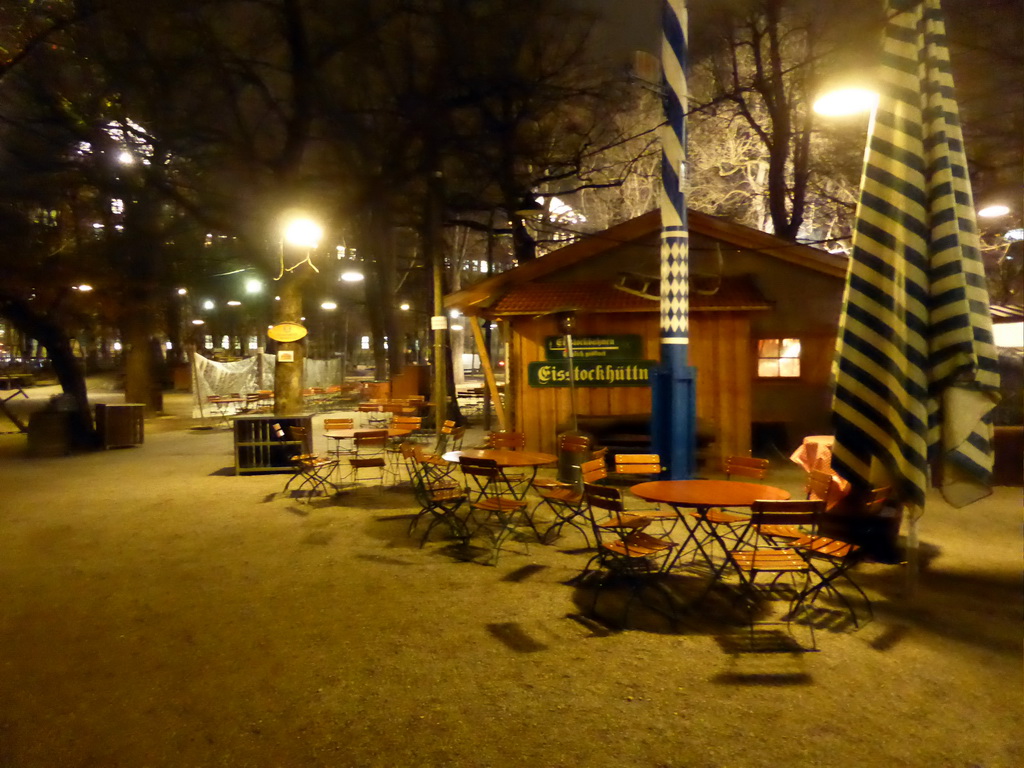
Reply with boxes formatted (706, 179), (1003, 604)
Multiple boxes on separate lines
(0, 401), (1020, 766)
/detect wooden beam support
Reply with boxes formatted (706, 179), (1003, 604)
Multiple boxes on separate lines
(469, 318), (507, 430)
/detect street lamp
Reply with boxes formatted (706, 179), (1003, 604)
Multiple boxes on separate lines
(812, 87), (879, 117)
(282, 217), (323, 249)
(979, 204), (1011, 219)
(276, 214), (323, 278)
(271, 212), (324, 415)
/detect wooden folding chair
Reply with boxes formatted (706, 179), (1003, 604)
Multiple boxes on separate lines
(406, 450), (470, 546)
(280, 425), (338, 501)
(532, 433), (593, 492)
(532, 457), (607, 545)
(458, 457), (534, 564)
(725, 499), (826, 648)
(573, 482), (678, 627)
(323, 417), (356, 461)
(347, 430), (390, 488)
(613, 453), (663, 478)
(682, 455), (773, 556)
(485, 430), (526, 450)
(788, 486), (890, 628)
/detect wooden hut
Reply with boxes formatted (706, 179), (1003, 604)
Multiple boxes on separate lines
(445, 210), (847, 462)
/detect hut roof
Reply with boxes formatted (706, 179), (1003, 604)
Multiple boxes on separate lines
(487, 275), (771, 316)
(446, 209), (847, 315)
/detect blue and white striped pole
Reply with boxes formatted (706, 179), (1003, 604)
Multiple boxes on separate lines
(652, 0), (696, 479)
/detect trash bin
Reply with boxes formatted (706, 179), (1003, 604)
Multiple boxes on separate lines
(95, 403), (145, 449)
(555, 431), (593, 489)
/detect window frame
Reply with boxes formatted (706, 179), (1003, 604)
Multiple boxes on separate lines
(756, 337), (803, 380)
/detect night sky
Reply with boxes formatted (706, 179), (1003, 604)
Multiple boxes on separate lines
(576, 0), (661, 62)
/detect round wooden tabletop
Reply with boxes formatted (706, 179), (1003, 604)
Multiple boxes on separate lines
(630, 479), (791, 508)
(324, 428), (412, 439)
(442, 448), (558, 467)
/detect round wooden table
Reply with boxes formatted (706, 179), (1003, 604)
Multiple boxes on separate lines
(324, 427), (412, 441)
(443, 449), (557, 501)
(630, 479), (790, 510)
(630, 479), (791, 574)
(441, 448), (557, 468)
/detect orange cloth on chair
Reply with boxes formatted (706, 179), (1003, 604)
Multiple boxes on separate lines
(790, 436), (851, 510)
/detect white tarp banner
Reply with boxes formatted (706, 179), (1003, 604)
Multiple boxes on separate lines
(191, 353), (342, 418)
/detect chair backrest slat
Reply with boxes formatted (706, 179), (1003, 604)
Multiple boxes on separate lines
(558, 434), (592, 452)
(748, 498), (823, 526)
(581, 457), (608, 484)
(583, 482), (624, 513)
(487, 431), (526, 450)
(458, 456), (501, 479)
(724, 455), (769, 480)
(806, 469), (834, 501)
(614, 453), (663, 474)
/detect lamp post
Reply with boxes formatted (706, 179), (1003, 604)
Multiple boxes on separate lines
(273, 214), (322, 416)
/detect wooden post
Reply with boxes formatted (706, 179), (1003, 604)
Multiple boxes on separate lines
(469, 317), (507, 430)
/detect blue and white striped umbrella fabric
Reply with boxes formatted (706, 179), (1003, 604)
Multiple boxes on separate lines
(831, 0), (1000, 509)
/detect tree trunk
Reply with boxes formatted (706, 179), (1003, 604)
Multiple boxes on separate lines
(273, 276), (306, 416)
(0, 298), (97, 448)
(122, 308), (163, 412)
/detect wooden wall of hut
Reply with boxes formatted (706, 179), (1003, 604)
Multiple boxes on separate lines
(507, 310), (753, 463)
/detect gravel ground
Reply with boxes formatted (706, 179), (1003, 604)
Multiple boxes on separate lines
(0, 386), (1020, 767)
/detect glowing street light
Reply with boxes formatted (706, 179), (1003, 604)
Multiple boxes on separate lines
(340, 270), (364, 283)
(978, 204), (1010, 218)
(244, 278), (262, 294)
(321, 301), (338, 310)
(813, 87), (879, 117)
(282, 216), (323, 249)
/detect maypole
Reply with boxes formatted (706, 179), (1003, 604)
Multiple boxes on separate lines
(651, 0), (696, 478)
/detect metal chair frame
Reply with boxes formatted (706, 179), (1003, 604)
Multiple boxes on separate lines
(573, 482), (678, 627)
(281, 425), (339, 501)
(347, 430), (391, 488)
(458, 456), (535, 565)
(724, 499), (827, 649)
(407, 453), (470, 546)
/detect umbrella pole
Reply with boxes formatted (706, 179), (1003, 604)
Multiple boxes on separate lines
(904, 505), (922, 598)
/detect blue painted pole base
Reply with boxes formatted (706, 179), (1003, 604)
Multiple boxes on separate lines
(651, 348), (697, 480)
